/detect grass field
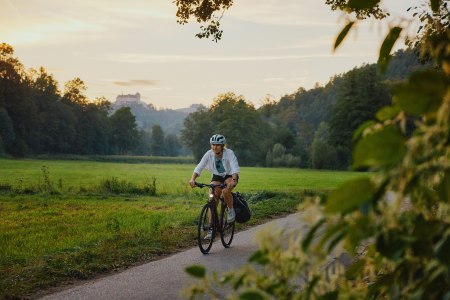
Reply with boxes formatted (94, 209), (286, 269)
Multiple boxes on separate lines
(0, 157), (366, 298)
(0, 158), (363, 193)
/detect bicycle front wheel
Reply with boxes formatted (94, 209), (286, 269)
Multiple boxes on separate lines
(220, 205), (235, 248)
(197, 203), (215, 254)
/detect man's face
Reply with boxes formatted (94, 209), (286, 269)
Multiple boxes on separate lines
(211, 144), (224, 156)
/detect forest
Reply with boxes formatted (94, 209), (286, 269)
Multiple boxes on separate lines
(0, 42), (426, 169)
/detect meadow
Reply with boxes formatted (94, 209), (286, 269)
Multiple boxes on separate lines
(0, 157), (365, 298)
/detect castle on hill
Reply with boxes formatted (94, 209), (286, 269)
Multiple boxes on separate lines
(115, 93), (142, 106)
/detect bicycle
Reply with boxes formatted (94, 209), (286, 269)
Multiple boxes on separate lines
(194, 182), (235, 254)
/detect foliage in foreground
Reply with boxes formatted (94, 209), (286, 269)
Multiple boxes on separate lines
(181, 0), (450, 299)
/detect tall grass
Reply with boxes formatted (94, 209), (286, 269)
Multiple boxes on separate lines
(99, 177), (157, 195)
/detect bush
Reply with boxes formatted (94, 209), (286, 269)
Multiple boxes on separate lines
(99, 177), (157, 195)
(266, 144), (302, 168)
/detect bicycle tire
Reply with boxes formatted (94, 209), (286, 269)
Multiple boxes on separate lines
(197, 203), (215, 254)
(220, 205), (235, 248)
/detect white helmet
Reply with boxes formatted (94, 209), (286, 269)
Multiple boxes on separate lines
(210, 134), (226, 145)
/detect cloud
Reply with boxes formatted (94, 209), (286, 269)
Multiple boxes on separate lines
(112, 79), (158, 86)
(229, 0), (339, 27)
(103, 51), (367, 64)
(0, 0), (175, 46)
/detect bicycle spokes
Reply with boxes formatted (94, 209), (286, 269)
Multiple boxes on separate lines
(220, 207), (235, 248)
(198, 204), (215, 254)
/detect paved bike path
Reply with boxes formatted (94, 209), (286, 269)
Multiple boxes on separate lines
(39, 213), (304, 300)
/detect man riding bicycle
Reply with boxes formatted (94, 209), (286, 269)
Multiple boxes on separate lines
(189, 134), (240, 238)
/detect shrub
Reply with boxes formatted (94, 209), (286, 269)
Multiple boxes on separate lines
(99, 177), (157, 195)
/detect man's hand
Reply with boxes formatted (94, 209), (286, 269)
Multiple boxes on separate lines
(188, 179), (196, 188)
(226, 176), (237, 189)
(229, 180), (236, 189)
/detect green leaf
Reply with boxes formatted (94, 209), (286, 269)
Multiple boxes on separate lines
(376, 230), (406, 260)
(318, 222), (347, 250)
(435, 229), (450, 265)
(334, 22), (354, 50)
(348, 0), (380, 9)
(425, 260), (446, 284)
(327, 231), (346, 252)
(185, 265), (206, 278)
(430, 0), (441, 12)
(302, 218), (326, 251)
(318, 291), (339, 300)
(220, 274), (233, 284)
(436, 171), (450, 202)
(325, 177), (375, 214)
(444, 291), (450, 300)
(378, 27), (402, 73)
(392, 69), (447, 115)
(353, 120), (376, 141)
(248, 249), (269, 265)
(353, 125), (405, 169)
(376, 105), (400, 121)
(369, 273), (395, 296)
(266, 283), (283, 295)
(305, 276), (320, 300)
(410, 216), (439, 256)
(345, 259), (365, 280)
(239, 290), (265, 300)
(233, 273), (245, 290)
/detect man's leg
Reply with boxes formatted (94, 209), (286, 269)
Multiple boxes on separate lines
(223, 177), (235, 222)
(211, 180), (222, 204)
(222, 177), (235, 208)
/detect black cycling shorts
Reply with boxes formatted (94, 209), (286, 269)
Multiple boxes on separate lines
(211, 174), (232, 183)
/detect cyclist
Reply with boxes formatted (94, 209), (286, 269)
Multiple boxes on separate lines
(189, 134), (240, 238)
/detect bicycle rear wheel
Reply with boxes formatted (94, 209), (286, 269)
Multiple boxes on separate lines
(197, 203), (215, 254)
(220, 205), (235, 248)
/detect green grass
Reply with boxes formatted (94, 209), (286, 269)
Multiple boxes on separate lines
(0, 158), (363, 193)
(0, 157), (366, 298)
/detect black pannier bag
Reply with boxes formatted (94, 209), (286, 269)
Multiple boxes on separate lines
(232, 192), (251, 223)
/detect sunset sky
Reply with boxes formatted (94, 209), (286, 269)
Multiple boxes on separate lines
(1, 0), (418, 109)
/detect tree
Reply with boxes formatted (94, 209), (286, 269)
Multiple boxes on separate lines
(181, 93), (268, 165)
(0, 43), (35, 156)
(209, 93), (266, 165)
(181, 108), (213, 161)
(311, 122), (338, 169)
(26, 67), (63, 153)
(177, 1), (450, 299)
(110, 107), (139, 155)
(329, 64), (391, 167)
(0, 108), (15, 151)
(151, 124), (165, 156)
(62, 77), (88, 106)
(75, 102), (111, 155)
(165, 133), (182, 157)
(175, 0), (233, 42)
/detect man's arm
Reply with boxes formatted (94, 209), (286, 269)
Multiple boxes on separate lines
(228, 150), (240, 176)
(189, 172), (199, 188)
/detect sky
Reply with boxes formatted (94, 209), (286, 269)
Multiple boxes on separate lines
(1, 0), (419, 109)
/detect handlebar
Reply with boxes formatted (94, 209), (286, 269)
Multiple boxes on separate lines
(194, 182), (226, 189)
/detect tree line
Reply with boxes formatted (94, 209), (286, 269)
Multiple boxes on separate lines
(0, 43), (185, 157)
(1, 42), (425, 169)
(183, 47), (426, 168)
